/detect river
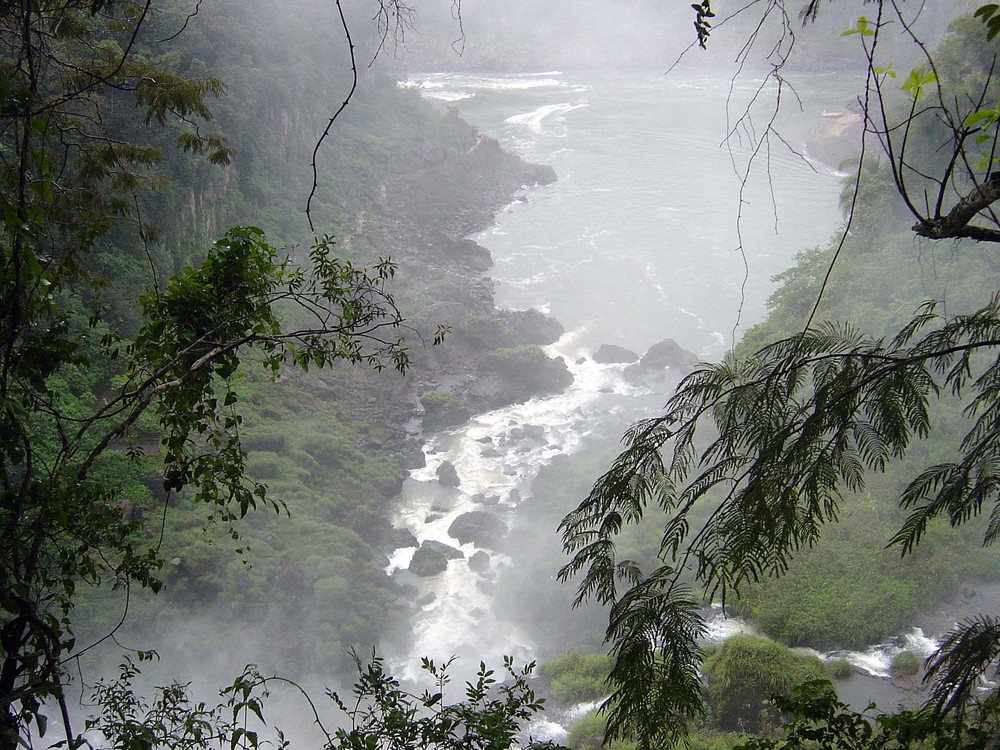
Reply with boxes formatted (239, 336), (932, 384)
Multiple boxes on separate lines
(384, 68), (857, 689)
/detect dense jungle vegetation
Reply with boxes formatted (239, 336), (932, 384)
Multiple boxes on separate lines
(557, 4), (1000, 749)
(726, 12), (1000, 650)
(4, 0), (1000, 747)
(61, 0), (497, 675)
(0, 0), (568, 744)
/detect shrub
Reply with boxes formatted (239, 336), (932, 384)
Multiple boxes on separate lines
(566, 711), (606, 750)
(684, 732), (751, 750)
(540, 651), (613, 704)
(827, 658), (856, 680)
(703, 635), (828, 733)
(890, 651), (921, 678)
(242, 428), (287, 453)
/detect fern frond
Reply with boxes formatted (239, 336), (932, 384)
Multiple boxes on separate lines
(925, 616), (1000, 718)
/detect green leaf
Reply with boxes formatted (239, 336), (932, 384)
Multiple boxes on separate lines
(964, 106), (1000, 129)
(842, 16), (874, 36)
(975, 3), (999, 22)
(901, 68), (937, 100)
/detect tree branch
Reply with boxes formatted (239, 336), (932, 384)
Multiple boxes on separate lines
(914, 178), (1000, 241)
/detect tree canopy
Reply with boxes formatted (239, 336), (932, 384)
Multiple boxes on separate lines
(0, 1), (428, 744)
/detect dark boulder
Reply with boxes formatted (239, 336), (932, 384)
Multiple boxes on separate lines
(422, 540), (463, 559)
(593, 344), (639, 364)
(637, 338), (700, 373)
(448, 510), (509, 548)
(409, 546), (449, 577)
(403, 443), (427, 471)
(509, 424), (545, 441)
(408, 540), (463, 577)
(469, 550), (491, 573)
(451, 238), (493, 274)
(436, 460), (461, 487)
(454, 314), (513, 350)
(472, 493), (501, 507)
(421, 391), (472, 430)
(469, 346), (573, 408)
(501, 308), (564, 346)
(383, 526), (419, 550)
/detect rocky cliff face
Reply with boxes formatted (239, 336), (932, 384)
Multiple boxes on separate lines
(331, 117), (568, 439)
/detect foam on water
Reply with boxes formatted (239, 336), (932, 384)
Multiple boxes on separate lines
(426, 91), (474, 102)
(696, 610), (943, 681)
(388, 66), (859, 692)
(400, 73), (575, 96)
(525, 718), (569, 744)
(702, 603), (755, 644)
(504, 102), (589, 133)
(825, 628), (940, 678)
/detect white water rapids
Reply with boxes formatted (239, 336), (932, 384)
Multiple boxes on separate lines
(385, 334), (667, 681)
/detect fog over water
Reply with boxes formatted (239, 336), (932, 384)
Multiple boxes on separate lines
(385, 67), (855, 685)
(449, 69), (852, 356)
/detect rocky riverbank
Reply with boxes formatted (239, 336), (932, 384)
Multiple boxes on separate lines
(327, 118), (574, 450)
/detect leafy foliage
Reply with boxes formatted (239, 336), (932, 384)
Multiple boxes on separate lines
(1, 218), (412, 742)
(975, 3), (1000, 42)
(560, 295), (1000, 745)
(327, 653), (559, 750)
(737, 679), (1000, 750)
(0, 1), (424, 743)
(83, 652), (560, 750)
(87, 658), (282, 750)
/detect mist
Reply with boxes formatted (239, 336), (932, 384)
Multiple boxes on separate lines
(45, 0), (997, 744)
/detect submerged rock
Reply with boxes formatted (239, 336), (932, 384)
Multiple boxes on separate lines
(448, 510), (508, 548)
(509, 424), (545, 441)
(415, 591), (436, 607)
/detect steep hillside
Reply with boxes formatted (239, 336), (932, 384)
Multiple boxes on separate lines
(74, 0), (570, 679)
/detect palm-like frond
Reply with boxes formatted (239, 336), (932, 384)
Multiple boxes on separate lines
(925, 616), (1000, 719)
(561, 295), (1000, 745)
